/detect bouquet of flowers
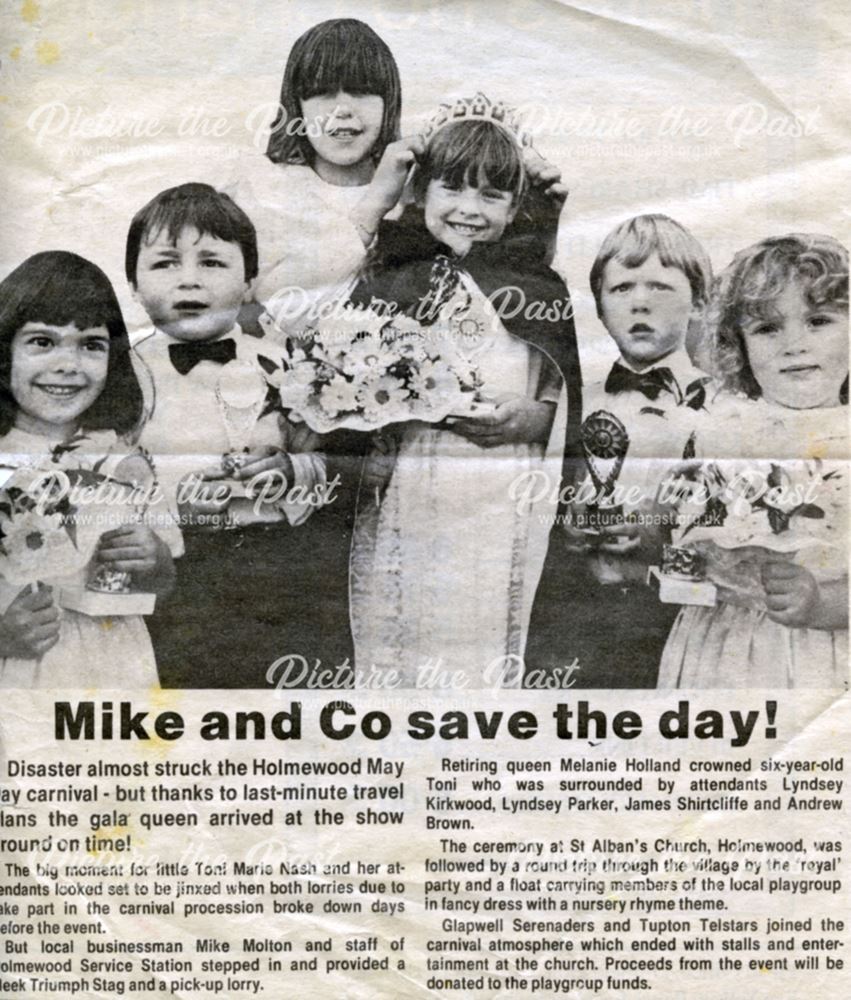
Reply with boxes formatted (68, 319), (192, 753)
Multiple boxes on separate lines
(673, 460), (832, 551)
(273, 306), (482, 433)
(664, 458), (841, 609)
(0, 437), (156, 613)
(0, 450), (101, 586)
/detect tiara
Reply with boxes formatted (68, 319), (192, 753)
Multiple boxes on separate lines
(420, 92), (533, 148)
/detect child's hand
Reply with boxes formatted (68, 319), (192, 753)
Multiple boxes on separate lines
(761, 560), (821, 627)
(0, 585), (61, 660)
(594, 521), (642, 556)
(352, 135), (426, 241)
(523, 150), (569, 213)
(452, 395), (555, 448)
(280, 413), (320, 454)
(231, 449), (295, 487)
(97, 524), (161, 576)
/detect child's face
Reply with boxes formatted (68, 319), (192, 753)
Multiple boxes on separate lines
(133, 226), (250, 341)
(599, 253), (696, 370)
(10, 321), (109, 436)
(423, 177), (517, 256)
(300, 91), (384, 173)
(742, 280), (848, 409)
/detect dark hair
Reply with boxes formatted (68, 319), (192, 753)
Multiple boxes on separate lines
(589, 214), (713, 318)
(125, 182), (258, 285)
(712, 233), (849, 398)
(0, 251), (143, 437)
(265, 19), (401, 166)
(413, 120), (525, 204)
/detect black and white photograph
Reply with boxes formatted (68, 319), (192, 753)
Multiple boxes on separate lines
(0, 2), (848, 997)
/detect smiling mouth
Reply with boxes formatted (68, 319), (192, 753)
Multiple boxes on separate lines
(780, 364), (820, 376)
(328, 127), (363, 139)
(447, 222), (486, 236)
(35, 384), (84, 397)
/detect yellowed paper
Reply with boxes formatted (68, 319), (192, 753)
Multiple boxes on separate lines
(0, 2), (848, 998)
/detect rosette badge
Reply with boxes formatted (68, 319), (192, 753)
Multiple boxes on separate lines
(579, 410), (630, 529)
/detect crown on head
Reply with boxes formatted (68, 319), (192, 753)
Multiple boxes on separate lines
(420, 92), (533, 149)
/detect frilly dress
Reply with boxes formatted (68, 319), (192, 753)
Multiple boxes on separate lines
(0, 429), (182, 688)
(658, 399), (848, 688)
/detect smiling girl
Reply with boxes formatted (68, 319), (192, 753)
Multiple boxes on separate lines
(226, 18), (421, 336)
(347, 109), (580, 687)
(0, 251), (179, 687)
(659, 234), (848, 688)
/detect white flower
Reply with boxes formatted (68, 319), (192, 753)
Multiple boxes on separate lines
(0, 509), (80, 584)
(318, 377), (361, 418)
(340, 334), (397, 377)
(388, 331), (428, 365)
(277, 363), (318, 411)
(357, 374), (410, 422)
(409, 359), (461, 404)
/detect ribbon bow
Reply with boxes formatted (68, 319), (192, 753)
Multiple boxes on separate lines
(169, 338), (237, 375)
(605, 362), (677, 401)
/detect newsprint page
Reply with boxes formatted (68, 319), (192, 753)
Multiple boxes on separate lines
(0, 1), (848, 998)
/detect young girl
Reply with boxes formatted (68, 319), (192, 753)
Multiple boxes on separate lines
(348, 107), (580, 687)
(659, 234), (848, 688)
(0, 251), (179, 688)
(225, 18), (419, 336)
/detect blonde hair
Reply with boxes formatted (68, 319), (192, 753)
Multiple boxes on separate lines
(589, 214), (712, 318)
(712, 234), (848, 398)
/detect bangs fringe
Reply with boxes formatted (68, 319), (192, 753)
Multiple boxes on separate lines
(419, 121), (525, 198)
(590, 214), (713, 316)
(266, 19), (401, 166)
(0, 251), (123, 338)
(125, 183), (257, 284)
(0, 251), (142, 437)
(731, 238), (849, 324)
(293, 22), (398, 100)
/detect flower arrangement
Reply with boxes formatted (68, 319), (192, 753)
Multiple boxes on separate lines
(0, 437), (149, 588)
(0, 460), (91, 586)
(673, 460), (830, 550)
(273, 306), (482, 433)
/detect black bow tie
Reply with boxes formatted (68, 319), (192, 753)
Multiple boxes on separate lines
(605, 362), (677, 400)
(168, 338), (237, 375)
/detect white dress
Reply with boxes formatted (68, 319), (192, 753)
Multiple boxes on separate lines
(350, 279), (566, 688)
(0, 429), (182, 688)
(223, 156), (401, 338)
(658, 399), (848, 688)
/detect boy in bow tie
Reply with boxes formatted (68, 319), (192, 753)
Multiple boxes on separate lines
(526, 214), (714, 688)
(128, 183), (353, 686)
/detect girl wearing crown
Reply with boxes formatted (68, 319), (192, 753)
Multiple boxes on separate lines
(348, 97), (581, 688)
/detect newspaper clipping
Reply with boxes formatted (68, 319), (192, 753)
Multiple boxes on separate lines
(0, 1), (848, 998)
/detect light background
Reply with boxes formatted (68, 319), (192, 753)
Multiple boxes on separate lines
(1, 0), (848, 380)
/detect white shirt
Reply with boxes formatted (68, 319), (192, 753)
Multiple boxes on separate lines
(223, 156), (402, 337)
(133, 324), (325, 526)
